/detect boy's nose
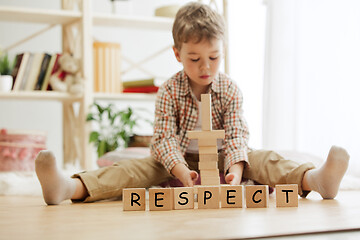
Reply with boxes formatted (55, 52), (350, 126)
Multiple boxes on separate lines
(200, 60), (210, 70)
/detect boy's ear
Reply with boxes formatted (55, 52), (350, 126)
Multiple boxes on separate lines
(172, 46), (182, 63)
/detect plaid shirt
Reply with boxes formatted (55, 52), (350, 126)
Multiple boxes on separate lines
(150, 70), (250, 174)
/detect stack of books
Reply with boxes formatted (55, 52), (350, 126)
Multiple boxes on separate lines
(93, 41), (122, 93)
(122, 78), (159, 93)
(11, 52), (61, 91)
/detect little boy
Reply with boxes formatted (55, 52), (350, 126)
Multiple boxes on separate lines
(35, 2), (350, 205)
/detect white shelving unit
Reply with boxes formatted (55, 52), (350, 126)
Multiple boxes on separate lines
(0, 6), (81, 24)
(0, 0), (228, 169)
(0, 1), (173, 170)
(0, 91), (82, 102)
(94, 92), (157, 101)
(93, 13), (173, 30)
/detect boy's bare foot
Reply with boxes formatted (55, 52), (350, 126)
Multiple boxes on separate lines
(35, 150), (76, 205)
(304, 146), (350, 199)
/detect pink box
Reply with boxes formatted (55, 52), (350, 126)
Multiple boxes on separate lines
(0, 129), (46, 171)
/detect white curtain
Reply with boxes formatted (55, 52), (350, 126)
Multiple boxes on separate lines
(263, 0), (360, 175)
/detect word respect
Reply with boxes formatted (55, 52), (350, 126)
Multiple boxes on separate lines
(123, 184), (299, 211)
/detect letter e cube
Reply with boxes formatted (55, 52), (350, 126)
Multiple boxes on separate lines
(149, 188), (173, 211)
(221, 185), (243, 208)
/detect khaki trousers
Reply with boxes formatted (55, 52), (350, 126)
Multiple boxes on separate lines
(73, 150), (315, 202)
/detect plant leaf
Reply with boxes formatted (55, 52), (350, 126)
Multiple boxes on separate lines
(86, 113), (95, 121)
(94, 102), (105, 115)
(98, 140), (107, 157)
(89, 131), (99, 143)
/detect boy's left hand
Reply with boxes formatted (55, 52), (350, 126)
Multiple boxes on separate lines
(225, 162), (245, 185)
(225, 172), (241, 185)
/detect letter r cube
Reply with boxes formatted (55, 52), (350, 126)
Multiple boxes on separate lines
(123, 188), (146, 211)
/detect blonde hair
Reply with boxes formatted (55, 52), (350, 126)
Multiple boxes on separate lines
(172, 2), (226, 50)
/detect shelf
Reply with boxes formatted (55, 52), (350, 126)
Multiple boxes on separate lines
(93, 13), (173, 31)
(0, 6), (173, 29)
(94, 92), (157, 101)
(0, 6), (81, 25)
(0, 91), (82, 102)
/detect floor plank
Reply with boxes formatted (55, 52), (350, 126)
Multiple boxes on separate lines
(0, 191), (360, 240)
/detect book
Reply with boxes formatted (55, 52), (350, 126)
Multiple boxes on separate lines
(34, 53), (51, 90)
(122, 78), (155, 88)
(11, 54), (23, 89)
(93, 41), (122, 93)
(41, 53), (61, 91)
(24, 53), (44, 91)
(18, 53), (34, 91)
(12, 52), (30, 91)
(122, 85), (159, 93)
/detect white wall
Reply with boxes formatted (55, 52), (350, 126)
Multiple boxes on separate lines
(228, 0), (266, 149)
(263, 0), (360, 175)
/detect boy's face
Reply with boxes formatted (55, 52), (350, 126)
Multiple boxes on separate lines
(173, 38), (223, 90)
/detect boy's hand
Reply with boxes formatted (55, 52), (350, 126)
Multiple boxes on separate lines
(171, 163), (199, 187)
(225, 162), (245, 185)
(225, 172), (241, 185)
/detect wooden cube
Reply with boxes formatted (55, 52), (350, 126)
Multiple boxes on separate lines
(221, 185), (243, 208)
(149, 188), (173, 211)
(199, 153), (218, 162)
(199, 146), (218, 155)
(201, 169), (219, 177)
(199, 161), (218, 170)
(173, 187), (194, 210)
(187, 130), (225, 140)
(245, 185), (269, 208)
(276, 184), (298, 207)
(198, 186), (220, 209)
(201, 176), (220, 186)
(123, 188), (146, 211)
(201, 94), (212, 131)
(198, 138), (218, 147)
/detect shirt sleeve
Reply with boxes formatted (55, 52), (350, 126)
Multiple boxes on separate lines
(150, 85), (188, 173)
(223, 84), (250, 173)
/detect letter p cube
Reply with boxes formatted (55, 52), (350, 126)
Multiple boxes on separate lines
(198, 186), (220, 209)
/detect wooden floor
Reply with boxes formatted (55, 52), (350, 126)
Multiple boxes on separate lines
(1, 190), (360, 240)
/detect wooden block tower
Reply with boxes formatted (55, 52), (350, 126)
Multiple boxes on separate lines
(188, 94), (225, 186)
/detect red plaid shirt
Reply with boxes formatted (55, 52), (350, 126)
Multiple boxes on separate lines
(150, 70), (250, 174)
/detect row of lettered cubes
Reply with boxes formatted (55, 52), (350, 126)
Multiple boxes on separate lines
(123, 184), (298, 211)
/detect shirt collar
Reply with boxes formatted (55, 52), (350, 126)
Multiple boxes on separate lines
(211, 73), (221, 93)
(177, 70), (190, 96)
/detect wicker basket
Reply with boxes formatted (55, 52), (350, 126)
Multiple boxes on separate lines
(0, 129), (46, 171)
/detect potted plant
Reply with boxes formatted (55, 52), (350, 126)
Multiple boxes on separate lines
(0, 53), (14, 92)
(86, 102), (152, 157)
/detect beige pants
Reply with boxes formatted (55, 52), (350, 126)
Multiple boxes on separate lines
(73, 150), (315, 202)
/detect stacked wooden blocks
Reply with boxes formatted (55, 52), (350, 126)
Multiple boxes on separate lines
(187, 94), (225, 186)
(123, 184), (299, 211)
(122, 94), (300, 212)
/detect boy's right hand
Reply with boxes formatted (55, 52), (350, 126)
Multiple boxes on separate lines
(171, 163), (199, 187)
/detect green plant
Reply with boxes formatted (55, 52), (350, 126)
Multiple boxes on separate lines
(86, 102), (152, 157)
(0, 54), (12, 75)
